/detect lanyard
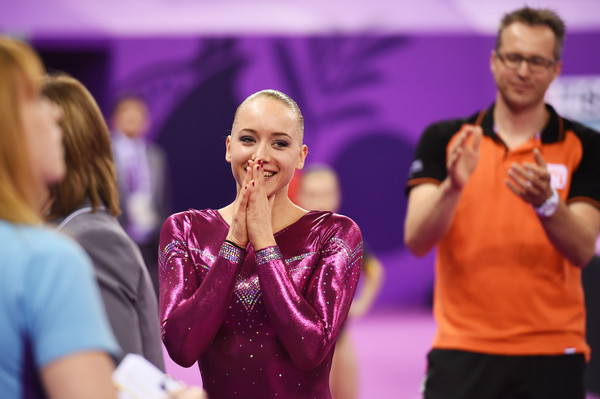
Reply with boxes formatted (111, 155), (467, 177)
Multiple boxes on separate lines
(55, 206), (106, 232)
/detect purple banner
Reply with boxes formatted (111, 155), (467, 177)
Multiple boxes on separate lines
(32, 31), (600, 307)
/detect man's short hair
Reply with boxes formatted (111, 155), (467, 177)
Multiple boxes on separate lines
(495, 7), (566, 61)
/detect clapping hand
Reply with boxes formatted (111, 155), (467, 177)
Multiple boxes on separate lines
(506, 148), (553, 207)
(447, 124), (482, 190)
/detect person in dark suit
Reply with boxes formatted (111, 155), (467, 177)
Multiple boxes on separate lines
(110, 93), (170, 297)
(44, 74), (165, 371)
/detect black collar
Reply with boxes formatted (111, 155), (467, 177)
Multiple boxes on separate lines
(473, 103), (565, 144)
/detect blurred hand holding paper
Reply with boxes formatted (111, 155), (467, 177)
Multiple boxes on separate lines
(114, 353), (184, 399)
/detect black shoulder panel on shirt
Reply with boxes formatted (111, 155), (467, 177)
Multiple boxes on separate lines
(564, 117), (600, 205)
(406, 112), (480, 192)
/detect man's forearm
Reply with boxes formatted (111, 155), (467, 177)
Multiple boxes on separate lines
(539, 201), (600, 267)
(404, 179), (463, 257)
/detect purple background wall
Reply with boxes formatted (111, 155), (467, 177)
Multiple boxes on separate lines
(28, 30), (600, 308)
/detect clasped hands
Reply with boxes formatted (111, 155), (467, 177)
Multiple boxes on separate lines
(448, 124), (553, 207)
(226, 158), (277, 251)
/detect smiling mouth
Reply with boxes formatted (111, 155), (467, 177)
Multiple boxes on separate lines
(511, 82), (533, 91)
(264, 171), (275, 179)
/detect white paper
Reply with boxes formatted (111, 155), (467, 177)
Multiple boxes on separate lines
(113, 353), (184, 399)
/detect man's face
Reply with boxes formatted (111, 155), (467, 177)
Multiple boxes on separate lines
(113, 99), (149, 139)
(491, 22), (561, 111)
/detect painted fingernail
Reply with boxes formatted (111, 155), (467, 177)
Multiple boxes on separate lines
(252, 181), (255, 187)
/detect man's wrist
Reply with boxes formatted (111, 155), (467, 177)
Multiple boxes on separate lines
(442, 177), (464, 196)
(533, 187), (559, 218)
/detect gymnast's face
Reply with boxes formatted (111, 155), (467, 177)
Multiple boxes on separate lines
(226, 96), (307, 198)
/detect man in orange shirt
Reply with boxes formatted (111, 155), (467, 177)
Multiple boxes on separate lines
(405, 7), (600, 399)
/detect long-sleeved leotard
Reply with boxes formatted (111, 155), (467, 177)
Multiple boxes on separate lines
(159, 209), (363, 399)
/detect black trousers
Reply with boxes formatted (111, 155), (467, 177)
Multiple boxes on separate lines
(583, 256), (600, 395)
(423, 348), (585, 399)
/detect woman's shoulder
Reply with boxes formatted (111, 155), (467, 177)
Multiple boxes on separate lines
(1, 222), (92, 276)
(24, 223), (88, 258)
(289, 212), (363, 257)
(59, 208), (119, 237)
(304, 210), (359, 229)
(64, 213), (147, 279)
(58, 210), (137, 253)
(162, 208), (229, 238)
(289, 211), (361, 241)
(166, 208), (223, 224)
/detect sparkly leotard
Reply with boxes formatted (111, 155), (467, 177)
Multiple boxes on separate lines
(159, 209), (363, 399)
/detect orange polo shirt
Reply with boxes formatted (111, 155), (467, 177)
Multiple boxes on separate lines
(407, 104), (600, 359)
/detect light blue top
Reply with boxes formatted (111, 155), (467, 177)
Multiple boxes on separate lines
(0, 221), (119, 399)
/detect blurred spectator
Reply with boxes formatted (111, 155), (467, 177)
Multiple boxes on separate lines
(296, 164), (384, 399)
(0, 34), (207, 399)
(405, 7), (600, 399)
(0, 35), (119, 399)
(111, 94), (170, 296)
(44, 74), (165, 371)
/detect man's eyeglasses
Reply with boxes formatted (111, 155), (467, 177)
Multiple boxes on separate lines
(495, 50), (557, 73)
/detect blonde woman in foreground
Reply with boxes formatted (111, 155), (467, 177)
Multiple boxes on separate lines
(0, 36), (206, 399)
